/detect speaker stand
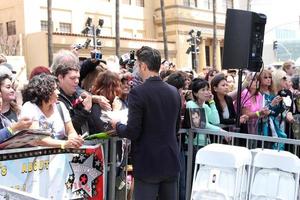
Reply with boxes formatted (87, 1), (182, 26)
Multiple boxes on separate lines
(235, 69), (243, 128)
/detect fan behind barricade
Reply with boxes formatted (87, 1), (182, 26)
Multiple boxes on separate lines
(292, 114), (300, 139)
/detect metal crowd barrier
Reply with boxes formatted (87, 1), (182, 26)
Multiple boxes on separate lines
(2, 129), (299, 200)
(183, 128), (300, 200)
(105, 128), (300, 200)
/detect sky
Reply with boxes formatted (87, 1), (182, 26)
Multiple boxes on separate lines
(250, 0), (300, 33)
(249, 0), (300, 64)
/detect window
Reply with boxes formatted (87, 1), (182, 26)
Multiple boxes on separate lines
(222, 0), (233, 11)
(220, 46), (223, 63)
(122, 28), (133, 38)
(201, 0), (211, 10)
(226, 0), (233, 8)
(41, 20), (48, 31)
(135, 30), (145, 38)
(122, 0), (131, 4)
(6, 21), (16, 36)
(136, 0), (144, 7)
(0, 23), (3, 36)
(121, 0), (143, 6)
(59, 22), (72, 33)
(205, 46), (210, 66)
(183, 0), (197, 7)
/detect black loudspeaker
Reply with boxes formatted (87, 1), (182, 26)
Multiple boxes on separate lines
(222, 9), (267, 72)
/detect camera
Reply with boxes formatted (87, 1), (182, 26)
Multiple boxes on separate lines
(120, 50), (136, 71)
(127, 50), (135, 67)
(72, 44), (84, 50)
(91, 50), (102, 60)
(278, 89), (288, 97)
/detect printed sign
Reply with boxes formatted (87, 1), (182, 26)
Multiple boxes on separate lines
(0, 145), (105, 199)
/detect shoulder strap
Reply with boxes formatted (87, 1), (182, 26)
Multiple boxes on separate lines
(56, 102), (65, 122)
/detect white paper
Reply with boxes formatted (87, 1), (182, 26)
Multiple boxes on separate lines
(103, 109), (128, 125)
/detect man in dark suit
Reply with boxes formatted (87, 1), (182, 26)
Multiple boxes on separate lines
(111, 46), (181, 200)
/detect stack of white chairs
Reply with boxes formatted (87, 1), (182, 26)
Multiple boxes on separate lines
(191, 144), (252, 200)
(249, 149), (300, 200)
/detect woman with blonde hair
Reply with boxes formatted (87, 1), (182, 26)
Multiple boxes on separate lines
(259, 69), (289, 149)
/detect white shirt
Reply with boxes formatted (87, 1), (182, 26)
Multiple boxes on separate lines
(222, 106), (230, 119)
(20, 101), (71, 139)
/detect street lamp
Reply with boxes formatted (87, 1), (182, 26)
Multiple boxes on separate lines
(186, 29), (202, 72)
(81, 17), (104, 50)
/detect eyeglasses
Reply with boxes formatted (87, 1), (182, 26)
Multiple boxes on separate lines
(264, 76), (272, 79)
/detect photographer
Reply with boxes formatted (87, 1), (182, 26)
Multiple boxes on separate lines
(119, 51), (135, 72)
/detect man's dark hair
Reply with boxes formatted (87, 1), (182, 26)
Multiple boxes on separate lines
(165, 71), (185, 90)
(136, 46), (161, 72)
(22, 74), (58, 106)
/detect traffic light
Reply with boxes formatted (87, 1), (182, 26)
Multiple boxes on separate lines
(273, 41), (278, 50)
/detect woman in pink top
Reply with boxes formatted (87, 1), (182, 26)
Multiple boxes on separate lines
(241, 75), (270, 135)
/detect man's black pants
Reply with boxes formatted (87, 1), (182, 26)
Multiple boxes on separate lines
(134, 176), (178, 200)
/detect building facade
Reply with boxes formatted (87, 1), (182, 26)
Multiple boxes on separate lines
(0, 0), (247, 75)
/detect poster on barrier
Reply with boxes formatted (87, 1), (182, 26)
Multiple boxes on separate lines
(0, 129), (51, 149)
(189, 108), (206, 129)
(0, 145), (105, 200)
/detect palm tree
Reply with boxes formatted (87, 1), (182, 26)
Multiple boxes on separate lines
(212, 0), (217, 69)
(47, 0), (53, 67)
(115, 0), (120, 57)
(160, 0), (168, 60)
(247, 0), (251, 10)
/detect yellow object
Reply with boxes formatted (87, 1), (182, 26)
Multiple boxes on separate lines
(256, 111), (260, 117)
(7, 127), (13, 134)
(208, 100), (215, 104)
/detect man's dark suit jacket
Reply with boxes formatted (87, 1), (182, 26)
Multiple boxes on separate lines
(116, 76), (181, 180)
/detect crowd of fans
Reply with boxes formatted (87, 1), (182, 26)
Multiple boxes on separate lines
(0, 49), (299, 198)
(0, 49), (299, 150)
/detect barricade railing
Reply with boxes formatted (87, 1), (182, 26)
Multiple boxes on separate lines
(3, 129), (299, 200)
(181, 128), (300, 200)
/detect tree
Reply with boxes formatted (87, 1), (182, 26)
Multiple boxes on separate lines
(247, 0), (251, 10)
(212, 0), (217, 69)
(0, 35), (19, 55)
(115, 0), (120, 57)
(160, 0), (168, 60)
(47, 0), (53, 67)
